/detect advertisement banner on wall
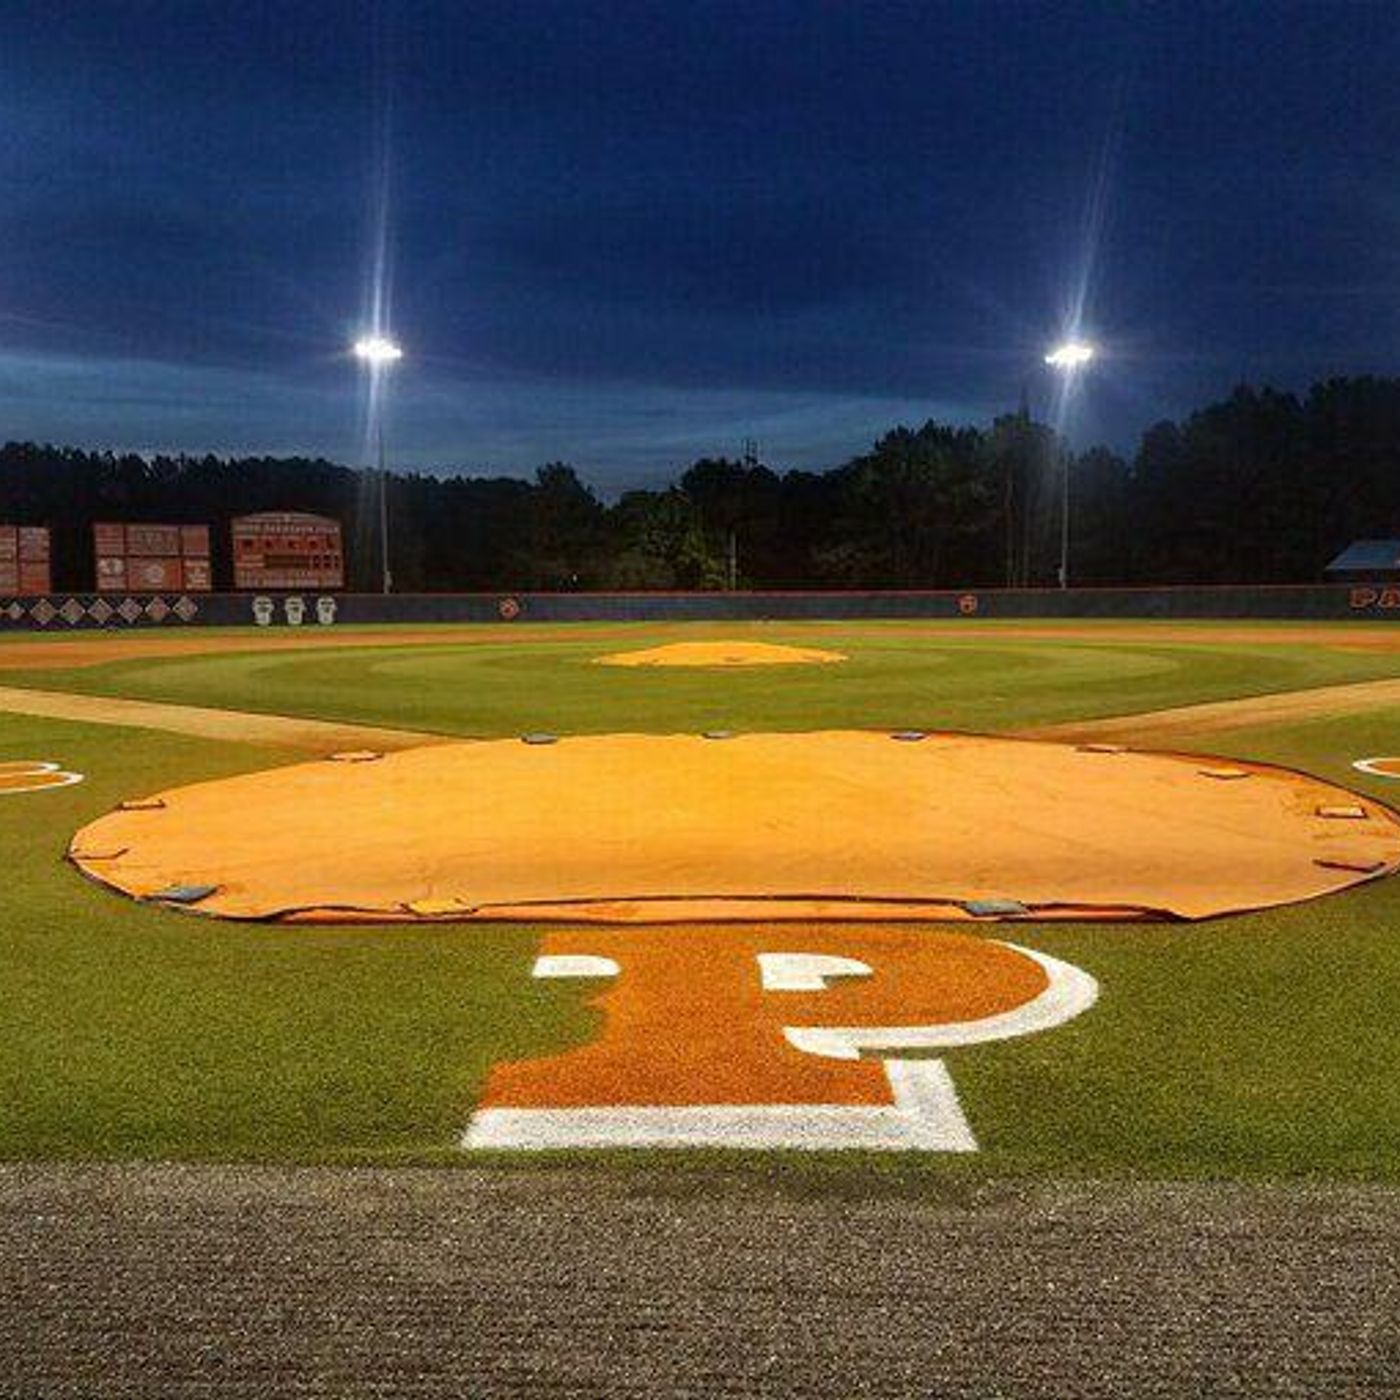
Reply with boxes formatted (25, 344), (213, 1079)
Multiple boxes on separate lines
(0, 525), (52, 595)
(93, 522), (213, 593)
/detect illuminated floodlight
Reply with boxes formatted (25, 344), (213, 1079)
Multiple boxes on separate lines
(352, 333), (404, 596)
(1044, 340), (1096, 370)
(353, 334), (404, 365)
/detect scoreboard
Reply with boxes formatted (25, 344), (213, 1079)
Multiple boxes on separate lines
(0, 525), (52, 596)
(231, 512), (344, 590)
(94, 522), (212, 593)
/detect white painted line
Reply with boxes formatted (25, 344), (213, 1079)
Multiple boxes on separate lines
(757, 953), (872, 992)
(464, 939), (1095, 1153)
(884, 1058), (977, 1151)
(462, 1058), (976, 1152)
(0, 761), (83, 796)
(782, 943), (1098, 1060)
(1353, 757), (1400, 779)
(532, 955), (620, 980)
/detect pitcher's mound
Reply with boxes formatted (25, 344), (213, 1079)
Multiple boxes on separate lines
(70, 730), (1400, 925)
(596, 641), (845, 668)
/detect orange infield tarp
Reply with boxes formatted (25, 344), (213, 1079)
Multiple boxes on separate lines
(69, 730), (1400, 924)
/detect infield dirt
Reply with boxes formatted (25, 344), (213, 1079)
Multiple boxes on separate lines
(595, 640), (847, 667)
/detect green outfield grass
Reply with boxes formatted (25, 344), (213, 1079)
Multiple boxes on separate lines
(3, 619), (1399, 737)
(0, 621), (1397, 1180)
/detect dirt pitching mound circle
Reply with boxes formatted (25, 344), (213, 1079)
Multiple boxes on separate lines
(70, 730), (1400, 925)
(595, 641), (846, 668)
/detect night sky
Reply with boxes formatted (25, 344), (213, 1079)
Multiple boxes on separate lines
(2, 2), (1397, 491)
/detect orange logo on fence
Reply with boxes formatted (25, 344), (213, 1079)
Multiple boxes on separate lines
(0, 760), (83, 795)
(1350, 587), (1400, 610)
(464, 925), (1097, 1152)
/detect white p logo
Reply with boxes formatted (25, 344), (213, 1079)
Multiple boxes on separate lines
(464, 926), (1098, 1153)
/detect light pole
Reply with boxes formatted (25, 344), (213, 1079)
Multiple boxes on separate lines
(1043, 340), (1095, 589)
(353, 334), (403, 594)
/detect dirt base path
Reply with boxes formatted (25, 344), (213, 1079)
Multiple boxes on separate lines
(1021, 676), (1400, 745)
(1, 673), (1397, 755)
(0, 685), (448, 752)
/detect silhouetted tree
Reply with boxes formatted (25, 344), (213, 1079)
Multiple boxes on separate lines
(5, 374), (1398, 591)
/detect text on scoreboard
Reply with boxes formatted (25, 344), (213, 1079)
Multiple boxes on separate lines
(231, 512), (344, 590)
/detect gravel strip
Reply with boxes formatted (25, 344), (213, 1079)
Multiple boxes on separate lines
(0, 1166), (1395, 1398)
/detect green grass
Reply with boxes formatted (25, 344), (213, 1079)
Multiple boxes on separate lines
(1, 621), (1398, 1179)
(0, 714), (589, 1163)
(4, 618), (1398, 737)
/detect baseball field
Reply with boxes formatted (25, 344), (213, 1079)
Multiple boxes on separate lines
(2, 617), (1398, 1181)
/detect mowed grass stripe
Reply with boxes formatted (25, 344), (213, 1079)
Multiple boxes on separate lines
(1, 621), (1397, 738)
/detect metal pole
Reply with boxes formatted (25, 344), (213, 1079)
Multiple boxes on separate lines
(1058, 447), (1070, 590)
(378, 417), (392, 594)
(1043, 342), (1094, 588)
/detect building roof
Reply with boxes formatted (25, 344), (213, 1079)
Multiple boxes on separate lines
(1326, 539), (1400, 574)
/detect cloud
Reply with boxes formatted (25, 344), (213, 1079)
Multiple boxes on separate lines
(0, 346), (990, 491)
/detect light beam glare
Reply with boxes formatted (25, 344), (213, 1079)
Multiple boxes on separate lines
(356, 0), (397, 472)
(348, 0), (401, 591)
(1048, 72), (1127, 443)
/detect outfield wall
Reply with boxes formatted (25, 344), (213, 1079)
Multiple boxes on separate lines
(3, 584), (1398, 630)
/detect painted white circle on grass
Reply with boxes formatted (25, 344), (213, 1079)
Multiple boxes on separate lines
(1353, 757), (1400, 779)
(0, 761), (85, 795)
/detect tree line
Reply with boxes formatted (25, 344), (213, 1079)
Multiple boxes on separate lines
(2, 375), (1397, 593)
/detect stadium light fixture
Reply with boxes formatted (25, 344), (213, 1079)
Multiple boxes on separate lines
(1044, 340), (1096, 590)
(352, 333), (404, 594)
(1044, 340), (1096, 371)
(353, 334), (404, 366)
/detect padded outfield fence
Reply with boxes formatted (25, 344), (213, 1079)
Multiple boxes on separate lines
(1, 583), (1398, 630)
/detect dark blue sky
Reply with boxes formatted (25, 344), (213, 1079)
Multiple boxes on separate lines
(2, 1), (1397, 490)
